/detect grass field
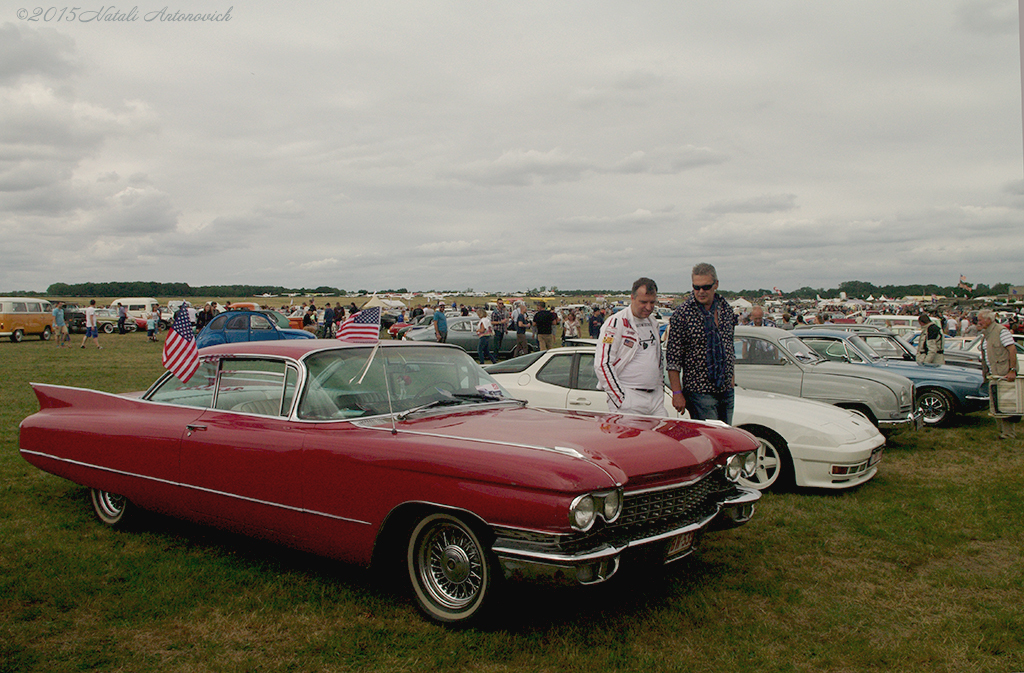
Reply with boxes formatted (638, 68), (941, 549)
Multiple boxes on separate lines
(1, 332), (1022, 672)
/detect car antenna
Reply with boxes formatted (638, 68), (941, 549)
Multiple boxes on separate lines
(348, 341), (397, 434)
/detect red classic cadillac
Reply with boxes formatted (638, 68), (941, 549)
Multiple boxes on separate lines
(20, 341), (760, 624)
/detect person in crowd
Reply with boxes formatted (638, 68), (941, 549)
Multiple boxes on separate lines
(916, 314), (945, 364)
(748, 305), (775, 327)
(978, 309), (1019, 440)
(561, 309), (581, 345)
(433, 303), (448, 343)
(475, 308), (496, 365)
(778, 313), (795, 330)
(587, 306), (604, 338)
(513, 301), (529, 355)
(322, 302), (335, 338)
(147, 309), (159, 342)
(80, 299), (101, 349)
(666, 262), (737, 423)
(946, 314), (959, 338)
(594, 278), (665, 415)
(52, 301), (68, 348)
(532, 301), (559, 351)
(491, 299), (509, 356)
(116, 302), (127, 335)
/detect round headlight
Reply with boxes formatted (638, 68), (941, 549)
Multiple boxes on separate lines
(725, 455), (742, 482)
(743, 450), (758, 477)
(570, 495), (596, 530)
(602, 490), (621, 522)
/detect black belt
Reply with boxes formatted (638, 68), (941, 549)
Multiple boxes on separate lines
(632, 388), (655, 393)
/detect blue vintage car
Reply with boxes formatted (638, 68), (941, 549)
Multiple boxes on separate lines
(797, 329), (989, 426)
(196, 310), (316, 349)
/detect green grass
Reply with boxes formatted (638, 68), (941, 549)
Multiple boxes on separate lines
(2, 333), (1023, 672)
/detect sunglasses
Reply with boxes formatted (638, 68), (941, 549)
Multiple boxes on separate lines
(693, 283), (715, 291)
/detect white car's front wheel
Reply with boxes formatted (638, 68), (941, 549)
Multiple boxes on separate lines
(739, 428), (792, 491)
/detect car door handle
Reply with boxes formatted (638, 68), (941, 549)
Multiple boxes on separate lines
(569, 397), (591, 406)
(186, 424), (207, 436)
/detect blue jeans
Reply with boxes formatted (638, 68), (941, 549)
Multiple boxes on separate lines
(686, 388), (735, 425)
(478, 337), (495, 364)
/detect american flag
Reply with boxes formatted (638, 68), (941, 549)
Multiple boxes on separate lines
(162, 307), (200, 382)
(335, 306), (381, 343)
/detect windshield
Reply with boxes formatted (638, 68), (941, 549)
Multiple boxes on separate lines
(780, 336), (824, 363)
(298, 345), (514, 420)
(846, 335), (882, 361)
(483, 350), (545, 374)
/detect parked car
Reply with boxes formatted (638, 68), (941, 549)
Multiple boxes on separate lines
(732, 326), (921, 430)
(946, 333), (1024, 363)
(195, 310), (316, 348)
(896, 332), (982, 370)
(403, 315), (539, 358)
(93, 308), (136, 334)
(0, 297), (53, 342)
(485, 346), (885, 491)
(19, 340), (760, 624)
(388, 313), (433, 339)
(797, 329), (989, 425)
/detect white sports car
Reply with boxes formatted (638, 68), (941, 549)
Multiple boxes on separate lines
(485, 346), (885, 491)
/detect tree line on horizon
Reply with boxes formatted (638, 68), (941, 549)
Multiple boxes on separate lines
(0, 279), (1015, 301)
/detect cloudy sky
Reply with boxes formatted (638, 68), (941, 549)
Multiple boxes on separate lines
(1, 1), (1021, 294)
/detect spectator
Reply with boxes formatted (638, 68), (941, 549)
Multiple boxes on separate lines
(532, 302), (559, 351)
(594, 278), (665, 415)
(475, 308), (495, 364)
(666, 262), (737, 423)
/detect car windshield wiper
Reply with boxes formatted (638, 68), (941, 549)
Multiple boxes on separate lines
(396, 397), (463, 420)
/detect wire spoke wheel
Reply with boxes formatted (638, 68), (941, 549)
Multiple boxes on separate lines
(408, 513), (492, 624)
(90, 488), (132, 527)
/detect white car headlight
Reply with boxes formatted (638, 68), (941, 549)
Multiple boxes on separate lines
(601, 489), (622, 523)
(743, 450), (757, 477)
(569, 494), (596, 531)
(726, 455), (743, 482)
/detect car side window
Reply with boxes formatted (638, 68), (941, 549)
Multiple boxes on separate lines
(207, 314), (228, 330)
(251, 314), (274, 331)
(214, 358), (290, 415)
(537, 354), (574, 388)
(576, 353), (601, 391)
(735, 337), (783, 365)
(225, 314), (247, 330)
(147, 360), (219, 408)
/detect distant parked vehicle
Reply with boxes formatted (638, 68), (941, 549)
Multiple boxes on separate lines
(0, 297), (53, 342)
(732, 326), (921, 430)
(196, 310), (316, 348)
(797, 329), (988, 426)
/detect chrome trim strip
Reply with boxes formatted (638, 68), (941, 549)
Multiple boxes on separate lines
(18, 448), (371, 526)
(355, 425), (593, 462)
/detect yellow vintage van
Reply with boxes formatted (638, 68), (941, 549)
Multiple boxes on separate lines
(0, 298), (54, 342)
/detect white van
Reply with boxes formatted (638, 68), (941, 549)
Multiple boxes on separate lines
(863, 314), (939, 337)
(0, 297), (54, 342)
(110, 297), (160, 321)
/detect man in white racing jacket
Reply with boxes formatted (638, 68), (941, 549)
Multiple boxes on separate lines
(595, 278), (666, 416)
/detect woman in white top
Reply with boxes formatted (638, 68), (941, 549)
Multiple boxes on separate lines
(475, 309), (495, 365)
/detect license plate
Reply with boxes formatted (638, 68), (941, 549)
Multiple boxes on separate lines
(665, 531), (694, 559)
(869, 448), (883, 467)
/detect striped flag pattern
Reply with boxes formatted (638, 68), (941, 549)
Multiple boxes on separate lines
(162, 307), (200, 382)
(335, 306), (382, 343)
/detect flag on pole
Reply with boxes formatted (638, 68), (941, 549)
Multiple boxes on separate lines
(162, 307), (200, 382)
(335, 306), (381, 343)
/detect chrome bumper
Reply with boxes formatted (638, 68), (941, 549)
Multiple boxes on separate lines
(492, 487), (760, 586)
(878, 409), (924, 430)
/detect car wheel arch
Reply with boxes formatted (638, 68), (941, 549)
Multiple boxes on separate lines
(736, 424), (794, 491)
(834, 403), (877, 427)
(371, 501), (494, 572)
(917, 387), (956, 426)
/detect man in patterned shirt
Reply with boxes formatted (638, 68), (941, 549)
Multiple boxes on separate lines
(666, 262), (738, 423)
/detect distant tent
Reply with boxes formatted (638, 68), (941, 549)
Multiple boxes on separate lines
(729, 298), (752, 310)
(360, 296), (406, 310)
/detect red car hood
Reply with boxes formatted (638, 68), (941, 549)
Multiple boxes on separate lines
(394, 405), (759, 489)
